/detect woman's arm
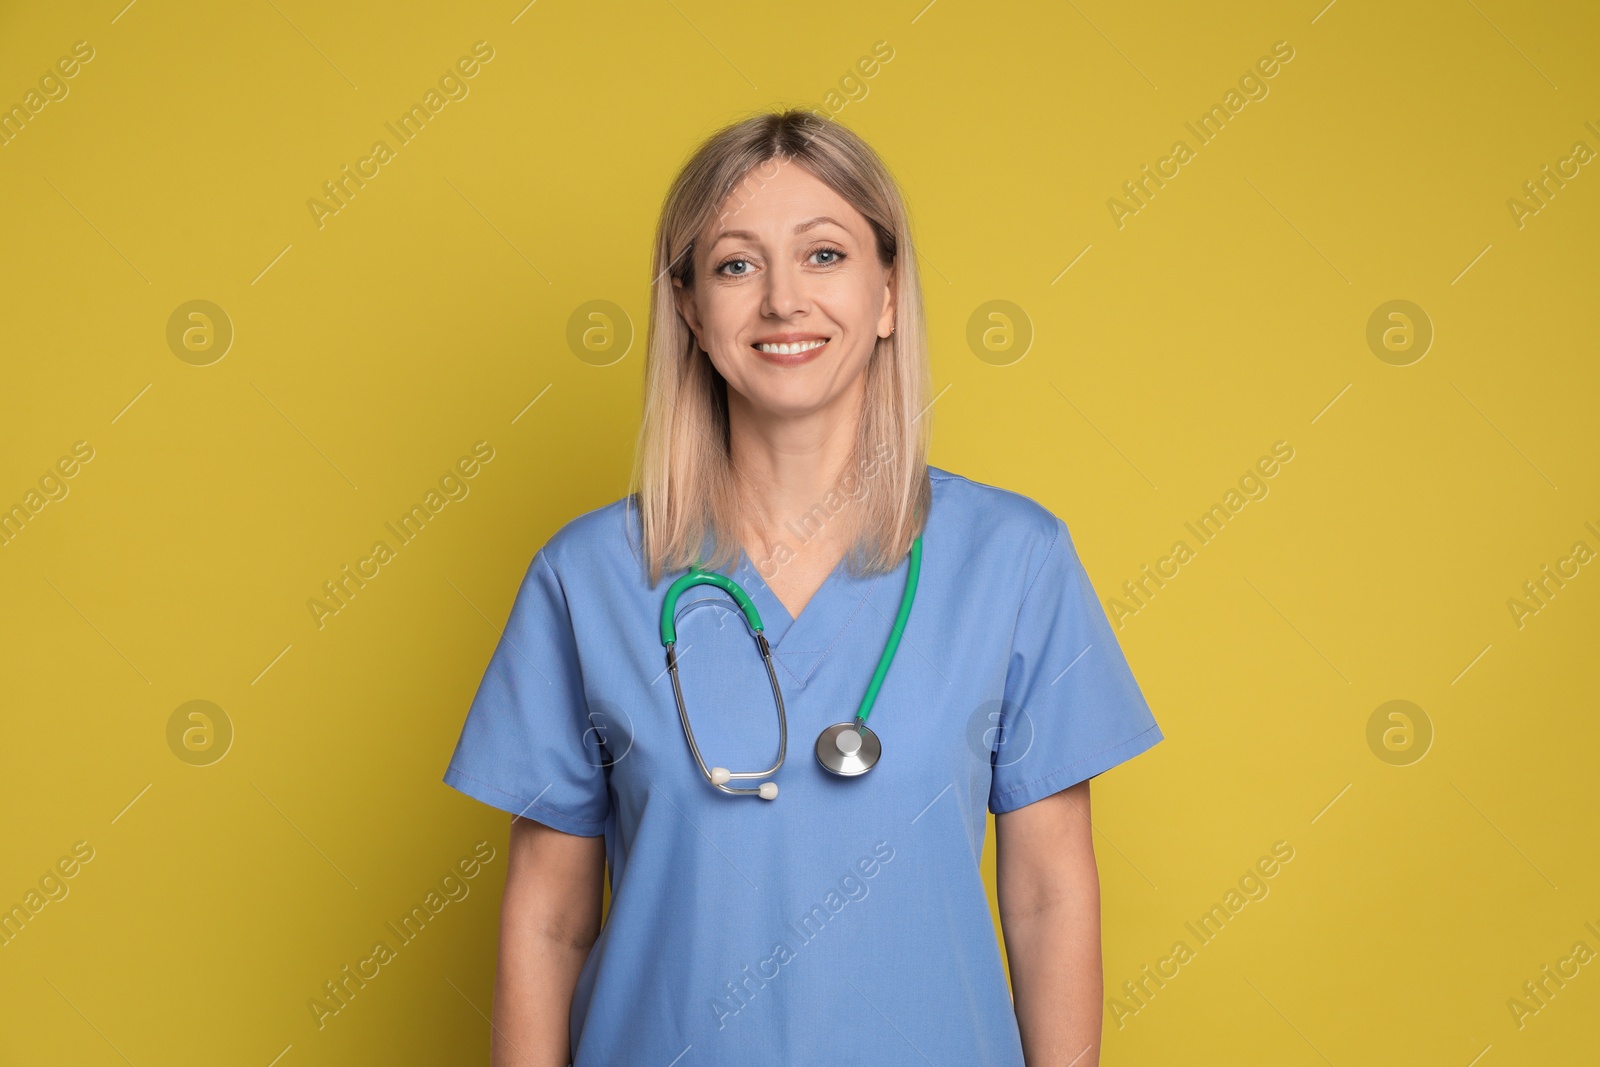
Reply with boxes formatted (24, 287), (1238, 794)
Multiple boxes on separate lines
(492, 815), (607, 1067)
(995, 779), (1102, 1067)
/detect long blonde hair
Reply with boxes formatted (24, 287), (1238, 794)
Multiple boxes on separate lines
(629, 108), (932, 587)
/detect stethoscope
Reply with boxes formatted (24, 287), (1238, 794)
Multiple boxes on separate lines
(658, 535), (922, 798)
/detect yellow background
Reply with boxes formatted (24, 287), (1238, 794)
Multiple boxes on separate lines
(2, 0), (1597, 1063)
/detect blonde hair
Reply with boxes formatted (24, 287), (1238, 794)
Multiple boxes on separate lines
(629, 108), (932, 587)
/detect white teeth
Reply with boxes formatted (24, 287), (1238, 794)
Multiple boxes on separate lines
(755, 339), (827, 355)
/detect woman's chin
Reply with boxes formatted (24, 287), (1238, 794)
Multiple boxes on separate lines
(742, 387), (843, 422)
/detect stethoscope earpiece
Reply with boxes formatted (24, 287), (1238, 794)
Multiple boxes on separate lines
(712, 767), (778, 799)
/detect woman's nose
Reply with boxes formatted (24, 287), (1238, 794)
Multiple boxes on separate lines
(760, 260), (807, 318)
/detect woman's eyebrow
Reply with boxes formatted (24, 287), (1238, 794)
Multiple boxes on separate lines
(793, 215), (847, 235)
(709, 216), (849, 247)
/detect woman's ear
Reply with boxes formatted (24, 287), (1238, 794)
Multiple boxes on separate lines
(877, 265), (896, 338)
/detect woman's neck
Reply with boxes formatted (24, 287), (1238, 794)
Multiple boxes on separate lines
(726, 379), (866, 559)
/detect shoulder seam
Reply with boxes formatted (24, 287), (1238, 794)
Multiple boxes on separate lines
(1016, 517), (1065, 616)
(929, 467), (1042, 506)
(534, 545), (561, 580)
(540, 493), (634, 570)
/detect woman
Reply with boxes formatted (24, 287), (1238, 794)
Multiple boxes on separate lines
(443, 109), (1163, 1066)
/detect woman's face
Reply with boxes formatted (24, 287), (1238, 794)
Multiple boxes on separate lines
(673, 157), (895, 422)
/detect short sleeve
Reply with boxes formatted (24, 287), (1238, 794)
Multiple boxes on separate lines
(988, 517), (1163, 814)
(442, 548), (611, 836)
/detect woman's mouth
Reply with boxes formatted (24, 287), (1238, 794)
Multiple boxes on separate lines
(752, 337), (829, 366)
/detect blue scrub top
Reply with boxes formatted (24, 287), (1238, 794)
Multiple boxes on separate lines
(442, 465), (1163, 1066)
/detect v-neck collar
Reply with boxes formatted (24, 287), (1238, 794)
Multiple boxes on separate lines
(680, 472), (938, 692)
(730, 548), (877, 690)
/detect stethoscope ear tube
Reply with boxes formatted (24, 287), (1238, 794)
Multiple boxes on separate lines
(664, 629), (788, 798)
(660, 569), (765, 645)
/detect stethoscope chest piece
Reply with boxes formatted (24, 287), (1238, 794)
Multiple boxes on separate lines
(815, 722), (881, 776)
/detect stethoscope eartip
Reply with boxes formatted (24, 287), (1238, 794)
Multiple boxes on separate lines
(758, 782), (778, 800)
(711, 767), (731, 784)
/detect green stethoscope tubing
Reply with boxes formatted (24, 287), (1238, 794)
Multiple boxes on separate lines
(848, 533), (922, 729)
(658, 534), (923, 791)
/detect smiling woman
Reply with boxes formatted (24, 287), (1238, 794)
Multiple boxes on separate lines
(442, 109), (1164, 1067)
(642, 113), (924, 593)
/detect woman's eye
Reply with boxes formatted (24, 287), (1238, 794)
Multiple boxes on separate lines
(811, 247), (845, 266)
(717, 258), (751, 276)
